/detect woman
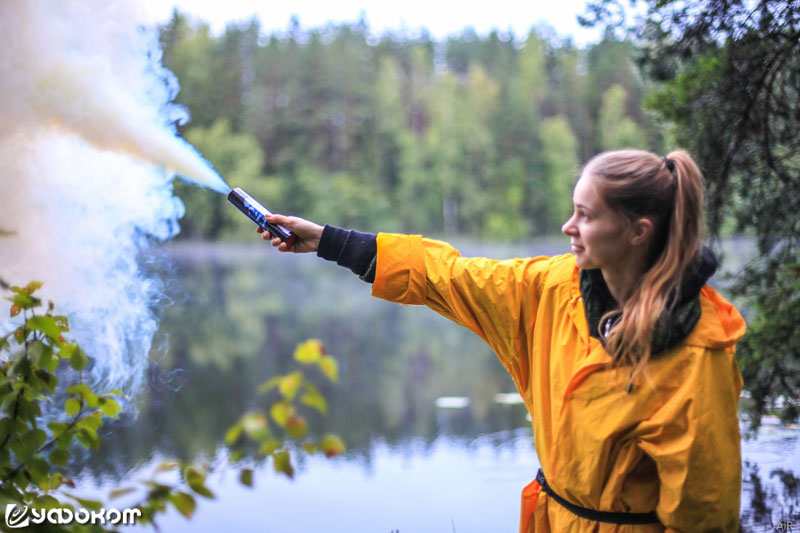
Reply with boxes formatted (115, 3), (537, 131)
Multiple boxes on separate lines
(257, 149), (746, 532)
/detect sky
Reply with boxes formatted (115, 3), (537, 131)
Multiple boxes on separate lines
(140, 0), (606, 46)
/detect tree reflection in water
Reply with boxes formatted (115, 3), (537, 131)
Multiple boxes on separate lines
(67, 241), (798, 529)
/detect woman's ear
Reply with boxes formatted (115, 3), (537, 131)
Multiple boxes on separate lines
(630, 217), (653, 246)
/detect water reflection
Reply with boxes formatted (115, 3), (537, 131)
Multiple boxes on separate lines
(73, 240), (798, 531)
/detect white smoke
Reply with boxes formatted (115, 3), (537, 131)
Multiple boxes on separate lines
(0, 0), (227, 393)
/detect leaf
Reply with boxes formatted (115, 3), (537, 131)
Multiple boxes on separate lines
(185, 466), (215, 499)
(27, 315), (62, 342)
(293, 339), (324, 364)
(65, 398), (81, 417)
(318, 355), (339, 383)
(272, 450), (294, 479)
(269, 401), (293, 428)
(278, 371), (303, 400)
(258, 438), (281, 456)
(50, 448), (69, 467)
(239, 468), (254, 487)
(170, 491), (197, 519)
(302, 443), (317, 454)
(154, 460), (181, 474)
(76, 427), (100, 450)
(319, 434), (346, 458)
(240, 411), (269, 441)
(299, 382), (327, 414)
(69, 346), (88, 371)
(109, 487), (137, 500)
(224, 423), (243, 446)
(99, 397), (122, 418)
(64, 493), (103, 511)
(59, 343), (77, 360)
(256, 376), (281, 394)
(285, 415), (308, 439)
(66, 383), (92, 397)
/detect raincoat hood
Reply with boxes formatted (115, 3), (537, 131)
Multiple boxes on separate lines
(579, 246), (722, 357)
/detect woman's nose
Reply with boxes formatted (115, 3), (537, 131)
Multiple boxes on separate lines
(562, 215), (576, 236)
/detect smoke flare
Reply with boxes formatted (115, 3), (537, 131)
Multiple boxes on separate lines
(0, 0), (225, 393)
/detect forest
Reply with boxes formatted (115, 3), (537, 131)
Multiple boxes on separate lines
(159, 12), (666, 241)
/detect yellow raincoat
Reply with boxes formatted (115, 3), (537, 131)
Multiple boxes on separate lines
(371, 233), (746, 532)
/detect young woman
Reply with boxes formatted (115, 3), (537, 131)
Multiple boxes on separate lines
(257, 149), (746, 532)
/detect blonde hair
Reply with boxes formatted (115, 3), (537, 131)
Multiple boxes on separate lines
(583, 149), (705, 385)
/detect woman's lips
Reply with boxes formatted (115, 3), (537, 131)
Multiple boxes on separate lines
(571, 243), (584, 253)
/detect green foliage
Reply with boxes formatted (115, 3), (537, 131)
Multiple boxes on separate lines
(226, 338), (345, 480)
(159, 16), (665, 239)
(1, 282), (343, 530)
(582, 0), (800, 426)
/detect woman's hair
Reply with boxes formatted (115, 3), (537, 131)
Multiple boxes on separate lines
(582, 149), (705, 386)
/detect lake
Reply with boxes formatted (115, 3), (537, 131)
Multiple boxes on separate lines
(75, 238), (798, 532)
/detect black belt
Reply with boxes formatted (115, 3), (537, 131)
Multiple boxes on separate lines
(536, 469), (661, 525)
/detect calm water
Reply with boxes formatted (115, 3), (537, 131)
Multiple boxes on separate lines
(75, 239), (798, 532)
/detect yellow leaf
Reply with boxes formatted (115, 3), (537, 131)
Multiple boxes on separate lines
(293, 339), (323, 364)
(270, 401), (293, 428)
(278, 371), (303, 400)
(318, 355), (339, 383)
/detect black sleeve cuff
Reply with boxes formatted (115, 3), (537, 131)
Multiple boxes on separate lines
(317, 225), (377, 282)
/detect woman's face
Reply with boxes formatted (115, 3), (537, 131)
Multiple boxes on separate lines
(561, 173), (635, 271)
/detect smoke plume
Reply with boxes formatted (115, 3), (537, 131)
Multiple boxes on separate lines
(0, 0), (228, 393)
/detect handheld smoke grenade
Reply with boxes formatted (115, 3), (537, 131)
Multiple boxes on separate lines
(227, 187), (293, 242)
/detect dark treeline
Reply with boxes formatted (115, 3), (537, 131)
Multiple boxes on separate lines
(159, 11), (666, 241)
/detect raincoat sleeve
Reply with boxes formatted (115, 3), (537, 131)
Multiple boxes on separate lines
(637, 346), (744, 532)
(370, 233), (555, 386)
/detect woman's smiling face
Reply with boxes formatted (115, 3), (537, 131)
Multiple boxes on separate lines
(561, 173), (635, 271)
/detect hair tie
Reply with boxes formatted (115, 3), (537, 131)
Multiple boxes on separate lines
(662, 156), (676, 174)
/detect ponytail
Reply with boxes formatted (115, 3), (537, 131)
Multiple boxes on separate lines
(584, 149), (705, 387)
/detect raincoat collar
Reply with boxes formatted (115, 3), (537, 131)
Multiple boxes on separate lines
(579, 246), (719, 358)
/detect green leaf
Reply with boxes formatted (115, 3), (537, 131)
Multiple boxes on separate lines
(319, 434), (346, 458)
(293, 339), (323, 364)
(273, 450), (294, 479)
(76, 427), (100, 450)
(99, 397), (122, 418)
(69, 346), (88, 371)
(269, 401), (293, 428)
(302, 443), (318, 454)
(109, 487), (137, 500)
(66, 383), (92, 396)
(240, 411), (269, 441)
(239, 468), (254, 487)
(32, 494), (60, 509)
(11, 357), (31, 380)
(278, 371), (303, 400)
(285, 415), (308, 439)
(27, 315), (62, 342)
(185, 466), (215, 499)
(34, 369), (58, 393)
(224, 423), (243, 446)
(258, 438), (281, 456)
(64, 493), (103, 512)
(257, 376), (281, 394)
(65, 398), (81, 417)
(299, 382), (327, 414)
(59, 343), (77, 360)
(170, 491), (197, 518)
(50, 448), (69, 467)
(318, 355), (339, 383)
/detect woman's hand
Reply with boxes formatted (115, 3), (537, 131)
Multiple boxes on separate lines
(256, 214), (324, 253)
